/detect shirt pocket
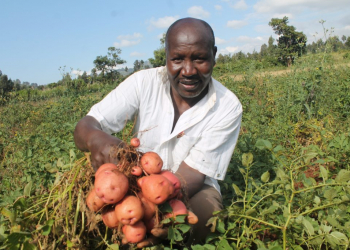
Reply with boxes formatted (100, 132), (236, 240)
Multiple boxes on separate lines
(172, 135), (199, 167)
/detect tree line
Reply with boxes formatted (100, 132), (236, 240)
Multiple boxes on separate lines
(2, 17), (350, 105)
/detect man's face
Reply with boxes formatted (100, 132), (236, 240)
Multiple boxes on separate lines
(166, 24), (217, 100)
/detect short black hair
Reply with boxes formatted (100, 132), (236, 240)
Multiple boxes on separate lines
(165, 17), (215, 50)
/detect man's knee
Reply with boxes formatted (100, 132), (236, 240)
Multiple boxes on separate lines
(187, 185), (223, 244)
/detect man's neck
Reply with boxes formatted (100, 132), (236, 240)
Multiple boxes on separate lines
(170, 85), (209, 132)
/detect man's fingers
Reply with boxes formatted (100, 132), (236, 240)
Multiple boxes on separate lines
(136, 236), (161, 248)
(187, 211), (198, 225)
(151, 227), (168, 238)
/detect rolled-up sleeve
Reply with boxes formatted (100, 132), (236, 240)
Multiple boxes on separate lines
(87, 74), (140, 134)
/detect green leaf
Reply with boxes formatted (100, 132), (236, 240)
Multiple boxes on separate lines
(206, 217), (217, 233)
(319, 166), (328, 181)
(273, 145), (284, 152)
(314, 196), (321, 206)
(232, 183), (242, 196)
(69, 149), (76, 163)
(302, 218), (315, 236)
(261, 171), (270, 183)
(217, 238), (231, 249)
(176, 224), (191, 234)
(245, 208), (256, 216)
(159, 202), (173, 213)
(242, 152), (253, 167)
(335, 170), (350, 183)
(107, 244), (119, 250)
(326, 231), (349, 247)
(174, 214), (186, 224)
(23, 241), (37, 250)
(23, 181), (33, 197)
(168, 226), (175, 240)
(1, 208), (16, 225)
(255, 139), (272, 150)
(173, 228), (183, 241)
(216, 219), (226, 233)
(324, 188), (338, 202)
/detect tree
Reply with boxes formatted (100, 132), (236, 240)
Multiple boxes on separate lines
(133, 60), (141, 72)
(342, 35), (347, 43)
(269, 16), (307, 67)
(149, 34), (166, 67)
(345, 37), (350, 49)
(0, 74), (14, 99)
(93, 47), (126, 82)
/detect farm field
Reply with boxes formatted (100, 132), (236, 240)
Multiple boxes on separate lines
(1, 51), (350, 249)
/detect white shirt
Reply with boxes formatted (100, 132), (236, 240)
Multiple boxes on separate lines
(87, 66), (242, 192)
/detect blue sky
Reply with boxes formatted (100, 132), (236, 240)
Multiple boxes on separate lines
(1, 0), (350, 85)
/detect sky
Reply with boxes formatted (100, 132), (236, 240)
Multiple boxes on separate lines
(1, 0), (350, 85)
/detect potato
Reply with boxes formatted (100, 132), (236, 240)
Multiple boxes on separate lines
(94, 169), (129, 204)
(115, 195), (144, 225)
(138, 192), (156, 221)
(140, 152), (163, 174)
(164, 199), (188, 219)
(101, 206), (120, 229)
(131, 166), (143, 176)
(122, 221), (146, 244)
(130, 138), (140, 147)
(86, 188), (105, 212)
(138, 174), (174, 204)
(95, 163), (119, 178)
(160, 171), (181, 199)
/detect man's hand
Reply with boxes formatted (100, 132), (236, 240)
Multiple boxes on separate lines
(74, 116), (124, 170)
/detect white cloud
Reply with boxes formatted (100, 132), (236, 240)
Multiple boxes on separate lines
(237, 36), (264, 43)
(254, 0), (349, 14)
(215, 37), (227, 45)
(71, 69), (91, 77)
(113, 39), (140, 47)
(130, 51), (146, 57)
(114, 33), (142, 48)
(148, 16), (179, 29)
(226, 46), (239, 53)
(345, 25), (350, 30)
(233, 0), (248, 10)
(227, 20), (248, 29)
(215, 5), (222, 10)
(117, 33), (142, 40)
(187, 6), (210, 19)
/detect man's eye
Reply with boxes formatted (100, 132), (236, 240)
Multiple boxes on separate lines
(195, 58), (206, 62)
(172, 58), (182, 63)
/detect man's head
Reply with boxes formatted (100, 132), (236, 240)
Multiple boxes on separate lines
(165, 18), (217, 102)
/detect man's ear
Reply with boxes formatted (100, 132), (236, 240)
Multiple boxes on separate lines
(213, 46), (217, 66)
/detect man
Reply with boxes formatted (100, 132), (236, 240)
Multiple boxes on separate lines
(74, 17), (242, 247)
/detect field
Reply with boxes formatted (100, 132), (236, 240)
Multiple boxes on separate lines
(1, 51), (350, 249)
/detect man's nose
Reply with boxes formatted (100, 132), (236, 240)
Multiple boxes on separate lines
(181, 60), (197, 76)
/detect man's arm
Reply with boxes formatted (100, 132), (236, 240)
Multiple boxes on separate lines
(74, 115), (124, 170)
(175, 161), (205, 199)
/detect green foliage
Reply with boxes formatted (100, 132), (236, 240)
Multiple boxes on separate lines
(149, 34), (166, 67)
(1, 45), (350, 249)
(269, 16), (307, 67)
(93, 47), (126, 82)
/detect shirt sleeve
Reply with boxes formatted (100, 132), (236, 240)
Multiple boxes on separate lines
(183, 103), (242, 181)
(87, 73), (141, 134)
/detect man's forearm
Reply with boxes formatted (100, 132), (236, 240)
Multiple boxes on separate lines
(74, 116), (104, 151)
(175, 162), (205, 199)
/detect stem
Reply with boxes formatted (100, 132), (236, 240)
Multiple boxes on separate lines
(293, 183), (349, 194)
(229, 213), (282, 229)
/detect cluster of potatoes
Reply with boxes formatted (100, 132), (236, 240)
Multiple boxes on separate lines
(86, 140), (197, 244)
